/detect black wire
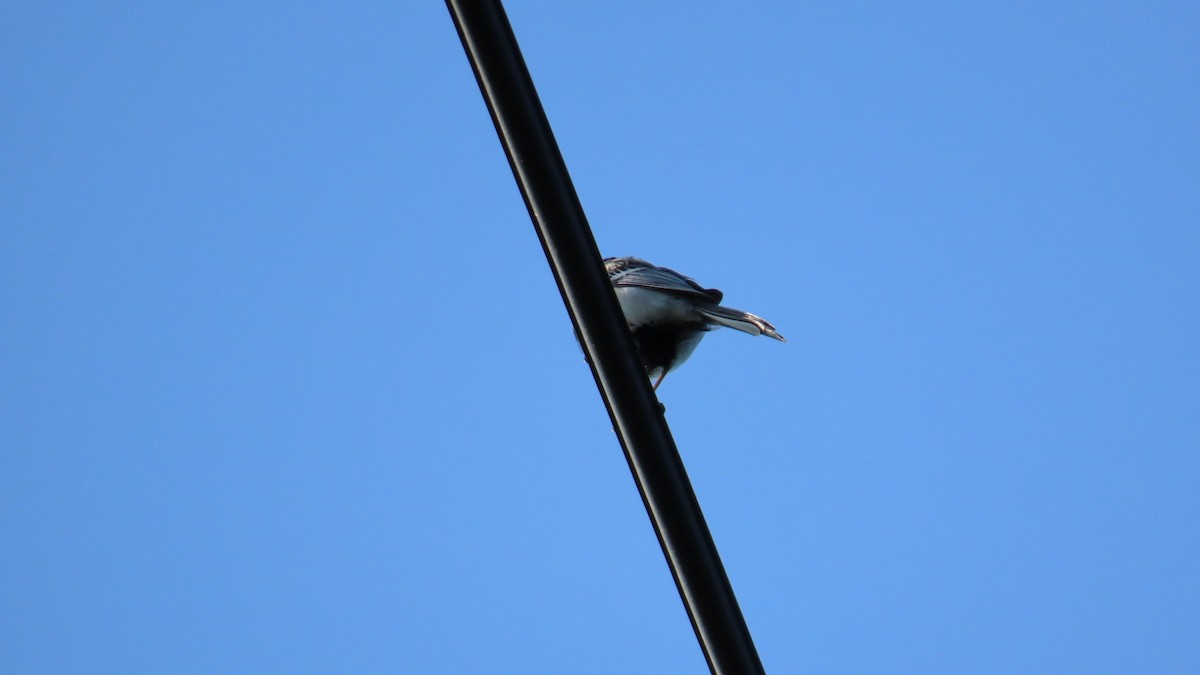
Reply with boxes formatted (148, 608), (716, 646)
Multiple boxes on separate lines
(445, 2), (766, 673)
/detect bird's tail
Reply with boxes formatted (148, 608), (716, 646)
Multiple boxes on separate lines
(696, 304), (786, 342)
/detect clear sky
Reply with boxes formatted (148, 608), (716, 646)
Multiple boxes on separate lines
(4, 3), (1197, 673)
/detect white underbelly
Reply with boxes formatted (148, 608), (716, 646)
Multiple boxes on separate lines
(613, 286), (696, 327)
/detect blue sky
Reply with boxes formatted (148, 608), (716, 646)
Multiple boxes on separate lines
(3, 3), (1197, 673)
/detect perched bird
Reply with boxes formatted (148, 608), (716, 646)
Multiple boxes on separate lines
(605, 256), (785, 390)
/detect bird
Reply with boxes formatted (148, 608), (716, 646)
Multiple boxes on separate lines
(605, 256), (785, 390)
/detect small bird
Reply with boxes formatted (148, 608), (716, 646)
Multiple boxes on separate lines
(605, 256), (785, 390)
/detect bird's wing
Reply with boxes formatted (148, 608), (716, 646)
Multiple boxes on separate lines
(606, 258), (724, 303)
